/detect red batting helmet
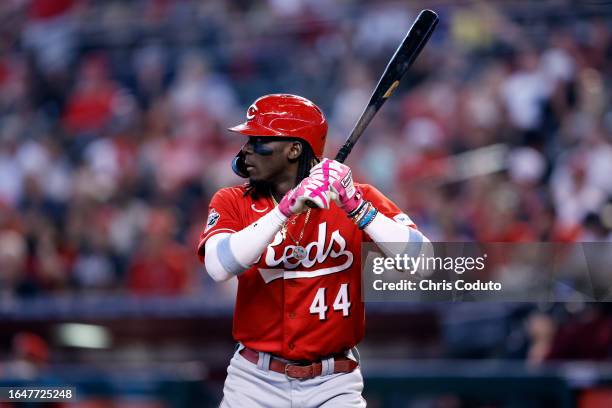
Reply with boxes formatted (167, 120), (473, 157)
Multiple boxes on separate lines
(229, 94), (328, 159)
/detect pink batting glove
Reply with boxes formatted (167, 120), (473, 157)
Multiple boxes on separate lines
(309, 158), (363, 214)
(277, 176), (332, 217)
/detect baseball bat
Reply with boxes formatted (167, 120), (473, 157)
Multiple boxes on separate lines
(335, 9), (439, 163)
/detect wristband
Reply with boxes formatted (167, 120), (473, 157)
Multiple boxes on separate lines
(351, 201), (371, 222)
(348, 200), (368, 219)
(358, 206), (378, 230)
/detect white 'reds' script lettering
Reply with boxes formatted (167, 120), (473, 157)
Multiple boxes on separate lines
(259, 222), (354, 283)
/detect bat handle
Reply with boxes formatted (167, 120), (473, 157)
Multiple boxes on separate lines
(335, 145), (352, 163)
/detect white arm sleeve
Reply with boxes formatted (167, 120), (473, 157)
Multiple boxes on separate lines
(204, 207), (287, 282)
(364, 211), (432, 259)
(204, 233), (233, 282)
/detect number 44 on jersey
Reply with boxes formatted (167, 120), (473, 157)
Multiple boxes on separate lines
(309, 283), (351, 320)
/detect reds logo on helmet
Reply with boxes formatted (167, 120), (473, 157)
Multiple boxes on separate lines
(246, 104), (258, 120)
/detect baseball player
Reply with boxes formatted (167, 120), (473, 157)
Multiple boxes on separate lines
(198, 94), (428, 407)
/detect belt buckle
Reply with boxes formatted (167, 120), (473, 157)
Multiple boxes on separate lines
(284, 364), (300, 381)
(284, 363), (313, 381)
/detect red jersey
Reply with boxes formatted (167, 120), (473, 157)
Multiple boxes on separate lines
(198, 183), (414, 361)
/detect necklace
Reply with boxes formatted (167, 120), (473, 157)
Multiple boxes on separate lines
(270, 193), (311, 261)
(284, 209), (311, 260)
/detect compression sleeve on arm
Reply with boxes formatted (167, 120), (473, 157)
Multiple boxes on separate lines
(204, 207), (287, 281)
(364, 211), (432, 259)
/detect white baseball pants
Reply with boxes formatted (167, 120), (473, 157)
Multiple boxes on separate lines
(219, 345), (366, 408)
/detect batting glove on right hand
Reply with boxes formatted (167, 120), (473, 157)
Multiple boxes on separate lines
(278, 176), (332, 217)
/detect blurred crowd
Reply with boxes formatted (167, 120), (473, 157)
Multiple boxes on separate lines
(0, 0), (611, 299)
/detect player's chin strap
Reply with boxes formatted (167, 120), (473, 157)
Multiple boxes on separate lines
(232, 151), (249, 178)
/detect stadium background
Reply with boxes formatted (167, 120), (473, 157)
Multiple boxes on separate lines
(0, 0), (611, 406)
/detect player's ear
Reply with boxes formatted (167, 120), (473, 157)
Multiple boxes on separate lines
(287, 141), (303, 161)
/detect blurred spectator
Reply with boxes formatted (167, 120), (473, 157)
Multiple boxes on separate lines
(62, 55), (121, 137)
(127, 207), (192, 296)
(528, 304), (612, 365)
(169, 51), (238, 124)
(0, 230), (27, 298)
(22, 0), (77, 75)
(132, 44), (169, 109)
(551, 149), (609, 228)
(0, 332), (49, 380)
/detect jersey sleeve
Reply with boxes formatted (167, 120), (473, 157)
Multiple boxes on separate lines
(359, 183), (417, 229)
(197, 187), (245, 262)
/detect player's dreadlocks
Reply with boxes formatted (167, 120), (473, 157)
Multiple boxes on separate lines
(245, 140), (319, 200)
(295, 141), (319, 184)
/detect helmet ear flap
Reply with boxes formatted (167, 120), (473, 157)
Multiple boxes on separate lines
(232, 151), (249, 178)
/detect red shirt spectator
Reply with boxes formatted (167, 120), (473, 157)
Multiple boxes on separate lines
(62, 55), (119, 135)
(29, 0), (74, 20)
(127, 209), (191, 296)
